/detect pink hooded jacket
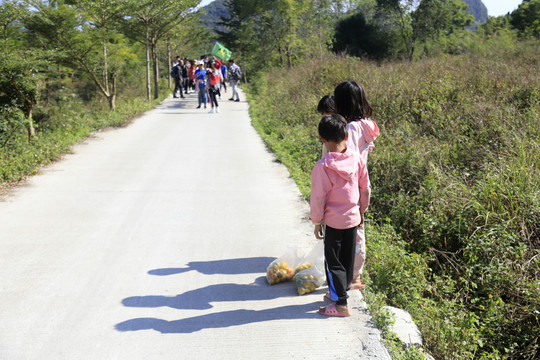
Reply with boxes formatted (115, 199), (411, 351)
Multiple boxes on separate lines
(321, 118), (380, 161)
(347, 118), (380, 163)
(310, 148), (371, 230)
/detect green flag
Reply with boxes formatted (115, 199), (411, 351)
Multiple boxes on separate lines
(211, 42), (232, 61)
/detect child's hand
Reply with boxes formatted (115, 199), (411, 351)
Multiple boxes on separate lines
(314, 224), (324, 240)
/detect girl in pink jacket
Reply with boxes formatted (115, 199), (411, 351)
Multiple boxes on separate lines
(311, 114), (371, 317)
(334, 81), (379, 289)
(318, 82), (380, 290)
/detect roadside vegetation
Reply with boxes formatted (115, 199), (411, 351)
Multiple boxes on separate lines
(247, 37), (539, 360)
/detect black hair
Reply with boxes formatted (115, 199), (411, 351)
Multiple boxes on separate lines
(318, 114), (348, 143)
(334, 81), (372, 122)
(317, 95), (335, 114)
(228, 59), (234, 63)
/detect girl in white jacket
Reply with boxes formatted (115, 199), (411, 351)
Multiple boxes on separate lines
(319, 81), (380, 290)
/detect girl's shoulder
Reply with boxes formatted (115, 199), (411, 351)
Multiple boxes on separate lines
(347, 118), (380, 143)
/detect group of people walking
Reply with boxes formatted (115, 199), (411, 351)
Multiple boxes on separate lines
(170, 55), (242, 114)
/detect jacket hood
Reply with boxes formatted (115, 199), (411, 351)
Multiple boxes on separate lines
(323, 148), (359, 180)
(356, 118), (380, 144)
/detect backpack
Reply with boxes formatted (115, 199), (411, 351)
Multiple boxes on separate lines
(231, 65), (242, 81)
(170, 65), (179, 78)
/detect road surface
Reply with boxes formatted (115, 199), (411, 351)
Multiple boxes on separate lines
(0, 90), (391, 359)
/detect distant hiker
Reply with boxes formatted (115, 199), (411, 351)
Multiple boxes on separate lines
(182, 61), (189, 95)
(208, 62), (222, 114)
(171, 60), (185, 99)
(195, 61), (207, 109)
(228, 59), (241, 102)
(189, 60), (197, 92)
(332, 80), (380, 290)
(310, 114), (371, 317)
(220, 61), (228, 93)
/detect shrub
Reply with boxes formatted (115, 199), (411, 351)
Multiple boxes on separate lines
(247, 40), (540, 359)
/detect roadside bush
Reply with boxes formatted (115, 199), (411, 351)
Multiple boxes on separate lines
(247, 41), (540, 359)
(0, 96), (165, 183)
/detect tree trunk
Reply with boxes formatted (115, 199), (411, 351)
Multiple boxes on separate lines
(145, 23), (151, 100)
(103, 41), (109, 94)
(107, 75), (117, 111)
(151, 39), (159, 100)
(286, 44), (292, 68)
(166, 40), (172, 89)
(27, 108), (35, 138)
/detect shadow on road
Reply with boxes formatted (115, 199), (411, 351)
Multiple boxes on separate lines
(117, 256), (326, 333)
(122, 276), (313, 310)
(147, 257), (275, 276)
(115, 302), (321, 334)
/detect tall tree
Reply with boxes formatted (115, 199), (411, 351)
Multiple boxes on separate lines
(219, 0), (343, 70)
(65, 0), (131, 110)
(0, 53), (43, 137)
(412, 0), (474, 43)
(121, 0), (199, 100)
(510, 0), (540, 38)
(24, 0), (131, 110)
(376, 0), (417, 60)
(334, 11), (391, 60)
(0, 0), (27, 53)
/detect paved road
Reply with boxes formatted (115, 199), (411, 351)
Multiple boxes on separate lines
(0, 90), (391, 359)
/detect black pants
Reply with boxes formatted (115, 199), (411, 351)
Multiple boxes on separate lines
(209, 87), (219, 107)
(324, 225), (357, 305)
(174, 77), (184, 97)
(183, 78), (189, 93)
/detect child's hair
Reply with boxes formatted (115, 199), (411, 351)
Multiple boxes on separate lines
(334, 81), (373, 122)
(318, 114), (348, 143)
(317, 95), (335, 114)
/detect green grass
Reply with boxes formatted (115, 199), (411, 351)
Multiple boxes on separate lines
(0, 94), (167, 185)
(247, 41), (539, 359)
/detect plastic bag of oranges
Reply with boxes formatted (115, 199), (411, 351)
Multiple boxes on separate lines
(294, 241), (325, 295)
(295, 266), (325, 295)
(266, 246), (303, 285)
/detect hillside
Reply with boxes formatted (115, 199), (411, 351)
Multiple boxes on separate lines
(199, 0), (489, 32)
(198, 0), (229, 33)
(463, 0), (488, 24)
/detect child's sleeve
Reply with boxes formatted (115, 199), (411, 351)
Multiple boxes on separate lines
(357, 159), (371, 214)
(310, 162), (331, 224)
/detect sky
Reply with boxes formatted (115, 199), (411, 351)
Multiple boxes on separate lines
(482, 0), (524, 16)
(198, 0), (525, 18)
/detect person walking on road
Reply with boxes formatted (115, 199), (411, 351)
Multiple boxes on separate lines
(228, 59), (242, 102)
(195, 61), (208, 109)
(220, 61), (228, 94)
(171, 60), (185, 99)
(310, 114), (371, 317)
(208, 63), (222, 113)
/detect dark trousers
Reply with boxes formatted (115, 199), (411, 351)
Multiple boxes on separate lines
(183, 78), (189, 93)
(209, 87), (219, 107)
(174, 77), (184, 97)
(324, 225), (357, 305)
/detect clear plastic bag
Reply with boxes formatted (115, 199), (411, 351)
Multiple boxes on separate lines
(266, 245), (303, 285)
(294, 241), (326, 295)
